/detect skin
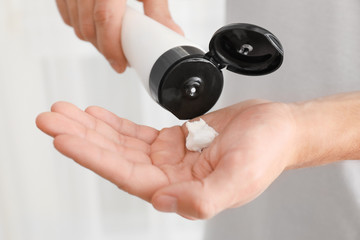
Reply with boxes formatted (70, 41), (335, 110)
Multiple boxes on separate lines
(36, 92), (360, 220)
(52, 0), (360, 221)
(56, 0), (183, 73)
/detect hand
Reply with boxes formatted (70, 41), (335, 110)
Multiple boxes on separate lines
(56, 0), (183, 73)
(36, 100), (301, 219)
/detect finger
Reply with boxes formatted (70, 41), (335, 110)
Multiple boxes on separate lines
(36, 112), (84, 137)
(36, 112), (151, 162)
(77, 0), (97, 45)
(56, 0), (71, 26)
(54, 134), (169, 201)
(51, 102), (117, 139)
(93, 0), (127, 73)
(142, 0), (184, 35)
(85, 106), (159, 144)
(65, 0), (84, 40)
(48, 102), (151, 154)
(152, 153), (253, 220)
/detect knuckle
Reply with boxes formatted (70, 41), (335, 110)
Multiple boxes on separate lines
(63, 17), (72, 26)
(73, 27), (85, 40)
(93, 7), (114, 24)
(98, 42), (113, 58)
(115, 62), (127, 73)
(194, 198), (215, 220)
(80, 21), (96, 40)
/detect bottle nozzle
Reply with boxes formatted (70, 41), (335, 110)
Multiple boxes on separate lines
(183, 77), (203, 98)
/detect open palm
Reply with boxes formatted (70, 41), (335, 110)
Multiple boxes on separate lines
(36, 100), (298, 219)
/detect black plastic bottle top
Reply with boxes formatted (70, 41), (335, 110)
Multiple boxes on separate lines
(149, 23), (284, 120)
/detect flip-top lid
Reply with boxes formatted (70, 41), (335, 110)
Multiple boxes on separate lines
(208, 23), (284, 76)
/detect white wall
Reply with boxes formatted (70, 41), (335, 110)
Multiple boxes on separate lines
(0, 0), (225, 239)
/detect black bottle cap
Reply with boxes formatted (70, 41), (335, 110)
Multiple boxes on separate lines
(149, 24), (284, 120)
(208, 23), (284, 75)
(150, 46), (223, 120)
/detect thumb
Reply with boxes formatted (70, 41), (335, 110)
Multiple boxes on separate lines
(142, 0), (184, 35)
(151, 159), (245, 220)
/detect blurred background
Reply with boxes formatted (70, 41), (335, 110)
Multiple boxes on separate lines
(0, 0), (225, 239)
(2, 0), (360, 239)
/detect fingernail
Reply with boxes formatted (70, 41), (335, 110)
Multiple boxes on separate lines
(109, 60), (123, 73)
(154, 195), (177, 212)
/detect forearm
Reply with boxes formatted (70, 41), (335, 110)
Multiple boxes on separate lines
(289, 91), (360, 169)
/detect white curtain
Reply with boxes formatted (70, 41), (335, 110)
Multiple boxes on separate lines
(0, 0), (225, 239)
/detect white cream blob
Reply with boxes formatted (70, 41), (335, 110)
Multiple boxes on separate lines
(185, 118), (219, 152)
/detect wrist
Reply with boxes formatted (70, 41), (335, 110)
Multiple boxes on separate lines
(288, 92), (360, 169)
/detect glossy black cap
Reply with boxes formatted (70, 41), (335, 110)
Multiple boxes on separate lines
(149, 46), (223, 120)
(208, 23), (284, 75)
